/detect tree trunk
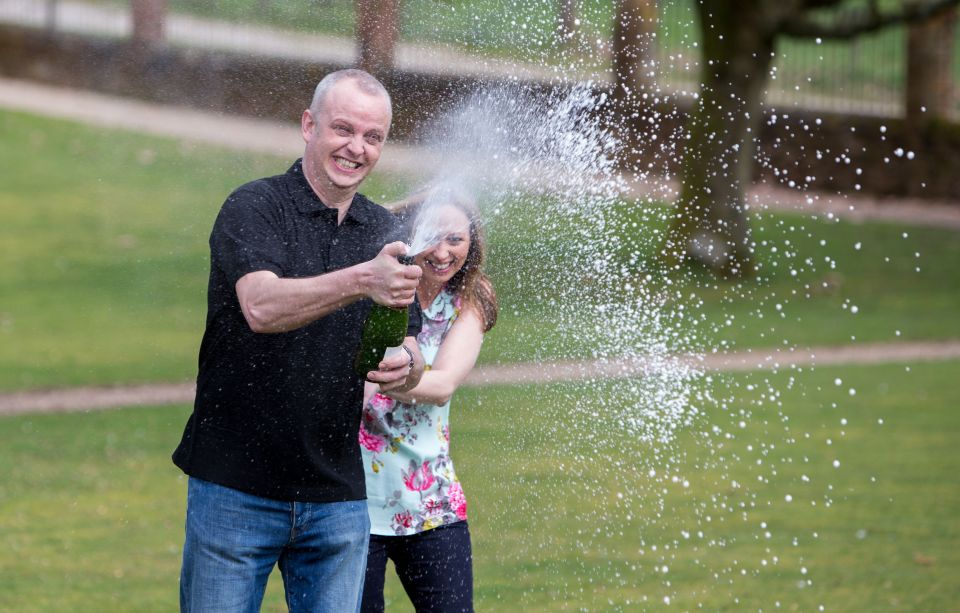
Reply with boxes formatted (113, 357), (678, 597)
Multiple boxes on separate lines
(356, 0), (401, 76)
(131, 0), (167, 47)
(559, 0), (578, 32)
(558, 0), (579, 44)
(906, 6), (957, 123)
(45, 0), (57, 33)
(661, 1), (778, 278)
(613, 0), (658, 97)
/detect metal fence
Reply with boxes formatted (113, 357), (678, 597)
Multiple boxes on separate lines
(655, 25), (912, 117)
(0, 0), (955, 119)
(653, 0), (956, 118)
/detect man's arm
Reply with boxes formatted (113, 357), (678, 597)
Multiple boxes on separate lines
(236, 241), (420, 333)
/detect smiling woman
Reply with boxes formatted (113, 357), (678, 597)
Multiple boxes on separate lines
(358, 186), (498, 612)
(416, 205), (471, 287)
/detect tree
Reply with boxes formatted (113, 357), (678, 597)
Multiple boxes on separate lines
(131, 0), (167, 47)
(559, 0), (580, 41)
(906, 6), (957, 123)
(612, 0), (658, 98)
(356, 0), (401, 76)
(656, 0), (960, 278)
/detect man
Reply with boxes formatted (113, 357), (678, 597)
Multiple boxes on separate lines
(173, 69), (424, 612)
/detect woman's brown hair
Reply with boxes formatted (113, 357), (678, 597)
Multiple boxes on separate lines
(388, 187), (498, 333)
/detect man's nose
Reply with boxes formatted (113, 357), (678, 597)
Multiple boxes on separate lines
(346, 134), (365, 156)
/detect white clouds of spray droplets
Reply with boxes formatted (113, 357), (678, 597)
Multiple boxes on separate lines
(387, 1), (902, 608)
(405, 80), (704, 445)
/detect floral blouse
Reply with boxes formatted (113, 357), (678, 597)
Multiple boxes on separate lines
(359, 288), (468, 536)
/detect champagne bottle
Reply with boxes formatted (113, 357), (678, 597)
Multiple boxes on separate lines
(354, 255), (415, 379)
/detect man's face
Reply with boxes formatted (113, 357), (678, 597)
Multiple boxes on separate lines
(301, 79), (391, 201)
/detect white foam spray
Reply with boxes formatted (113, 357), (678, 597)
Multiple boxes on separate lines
(404, 80), (703, 445)
(391, 2), (874, 607)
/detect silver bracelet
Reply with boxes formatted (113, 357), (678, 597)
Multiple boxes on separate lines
(400, 344), (415, 368)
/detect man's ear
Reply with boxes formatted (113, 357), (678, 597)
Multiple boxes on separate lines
(301, 109), (316, 141)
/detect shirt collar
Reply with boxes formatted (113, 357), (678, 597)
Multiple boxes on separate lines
(423, 288), (458, 322)
(286, 159), (373, 225)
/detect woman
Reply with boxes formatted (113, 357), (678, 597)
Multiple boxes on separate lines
(359, 188), (497, 613)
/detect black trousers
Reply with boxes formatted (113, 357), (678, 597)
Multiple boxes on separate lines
(361, 521), (474, 613)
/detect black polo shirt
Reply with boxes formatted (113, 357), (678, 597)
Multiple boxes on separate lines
(172, 159), (421, 502)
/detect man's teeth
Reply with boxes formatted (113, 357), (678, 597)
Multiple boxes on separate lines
(336, 158), (360, 169)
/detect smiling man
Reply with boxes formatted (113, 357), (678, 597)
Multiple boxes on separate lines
(173, 70), (425, 613)
(301, 73), (390, 220)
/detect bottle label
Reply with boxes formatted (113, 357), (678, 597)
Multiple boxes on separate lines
(382, 345), (404, 361)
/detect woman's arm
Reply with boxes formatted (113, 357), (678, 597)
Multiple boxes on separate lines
(383, 305), (485, 406)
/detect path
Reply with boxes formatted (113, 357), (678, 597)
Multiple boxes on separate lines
(3, 76), (960, 229)
(2, 340), (959, 416)
(1, 79), (959, 416)
(0, 0), (581, 83)
(1, 21), (959, 416)
(0, 0), (909, 116)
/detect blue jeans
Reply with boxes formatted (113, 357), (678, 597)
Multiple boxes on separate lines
(180, 477), (370, 613)
(361, 521), (473, 613)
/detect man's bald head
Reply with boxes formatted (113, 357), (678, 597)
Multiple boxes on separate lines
(310, 69), (392, 125)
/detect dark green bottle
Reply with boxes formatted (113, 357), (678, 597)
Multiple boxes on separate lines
(353, 255), (414, 378)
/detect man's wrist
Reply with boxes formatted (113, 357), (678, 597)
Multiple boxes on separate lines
(352, 260), (374, 299)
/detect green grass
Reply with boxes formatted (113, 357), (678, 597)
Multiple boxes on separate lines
(1, 359), (957, 610)
(2, 108), (959, 390)
(482, 193), (960, 362)
(452, 361), (960, 611)
(0, 109), (413, 390)
(0, 111), (277, 389)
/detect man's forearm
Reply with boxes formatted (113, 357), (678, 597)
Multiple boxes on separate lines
(237, 264), (373, 333)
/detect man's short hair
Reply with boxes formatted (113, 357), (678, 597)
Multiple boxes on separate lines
(310, 69), (392, 118)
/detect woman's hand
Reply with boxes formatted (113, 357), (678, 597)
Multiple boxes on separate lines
(364, 339), (424, 393)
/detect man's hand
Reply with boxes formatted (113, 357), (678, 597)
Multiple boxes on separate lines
(365, 339), (424, 394)
(363, 242), (422, 308)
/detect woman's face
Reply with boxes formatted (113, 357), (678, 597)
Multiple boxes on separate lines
(415, 205), (472, 286)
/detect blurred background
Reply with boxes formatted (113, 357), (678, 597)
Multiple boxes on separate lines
(1, 1), (958, 611)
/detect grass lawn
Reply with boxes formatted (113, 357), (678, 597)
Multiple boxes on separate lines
(0, 359), (956, 610)
(2, 108), (959, 390)
(2, 7), (958, 612)
(483, 192), (960, 363)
